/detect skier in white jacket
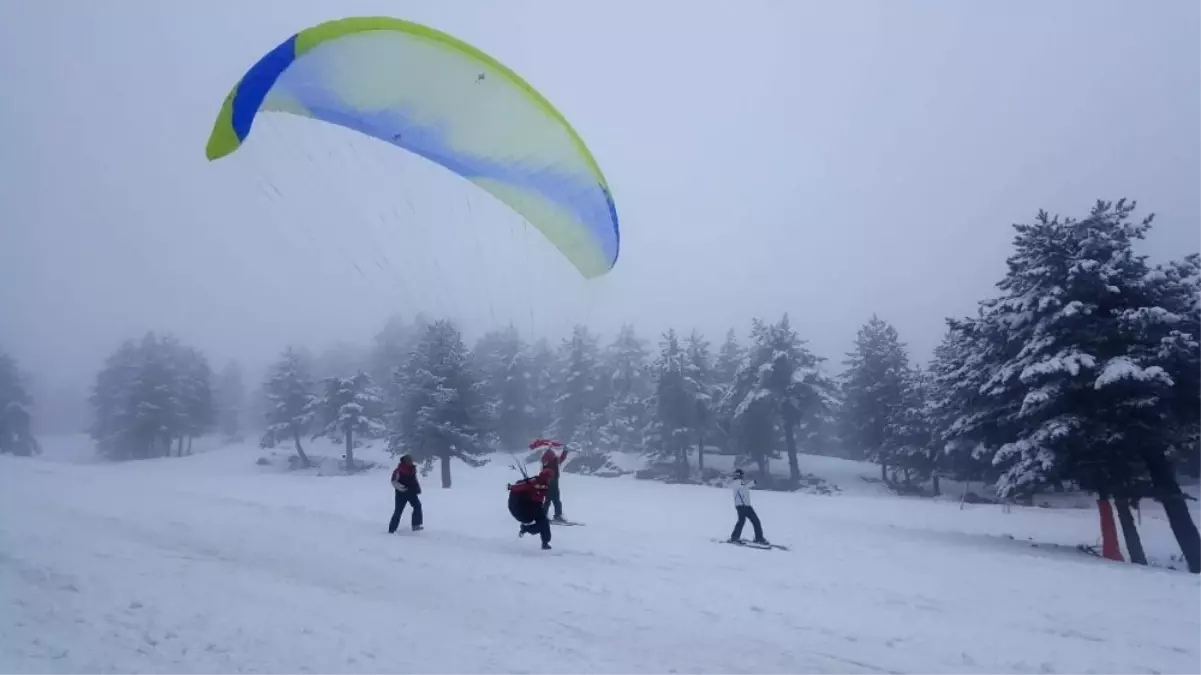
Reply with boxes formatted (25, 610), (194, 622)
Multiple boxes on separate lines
(729, 468), (769, 544)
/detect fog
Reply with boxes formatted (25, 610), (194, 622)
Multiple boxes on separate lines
(1, 0), (1198, 430)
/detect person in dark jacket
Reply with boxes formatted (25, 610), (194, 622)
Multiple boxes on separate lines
(531, 438), (569, 522)
(507, 464), (555, 550)
(388, 454), (424, 533)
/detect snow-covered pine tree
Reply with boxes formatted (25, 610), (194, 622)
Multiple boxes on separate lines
(526, 338), (557, 438)
(880, 365), (938, 493)
(683, 329), (716, 473)
(216, 360), (246, 442)
(769, 316), (840, 482)
(973, 201), (1144, 495)
(1144, 253), (1201, 479)
(260, 346), (317, 468)
(719, 320), (777, 480)
(967, 200), (1199, 572)
(87, 334), (214, 460)
(925, 324), (1000, 485)
(392, 319), (494, 488)
(89, 339), (141, 460)
(176, 345), (215, 455)
(840, 315), (911, 472)
(311, 371), (386, 470)
(714, 328), (744, 387)
(596, 324), (651, 457)
(132, 333), (184, 459)
(552, 324), (604, 449)
(645, 329), (692, 476)
(721, 316), (837, 483)
(711, 328), (745, 454)
(474, 325), (533, 451)
(1098, 247), (1201, 569)
(0, 350), (39, 456)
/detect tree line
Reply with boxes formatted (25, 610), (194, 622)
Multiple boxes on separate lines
(4, 197), (1197, 571)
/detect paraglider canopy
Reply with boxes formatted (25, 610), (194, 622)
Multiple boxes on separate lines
(206, 16), (620, 279)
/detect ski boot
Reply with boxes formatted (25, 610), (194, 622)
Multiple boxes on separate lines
(412, 525), (424, 532)
(541, 542), (552, 550)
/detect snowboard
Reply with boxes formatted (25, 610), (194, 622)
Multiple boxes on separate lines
(715, 538), (790, 551)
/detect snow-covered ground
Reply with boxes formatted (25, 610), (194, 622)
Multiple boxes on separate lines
(2, 436), (1198, 674)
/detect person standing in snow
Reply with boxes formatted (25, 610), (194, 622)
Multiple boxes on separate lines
(388, 454), (424, 533)
(531, 438), (569, 522)
(507, 463), (555, 550)
(729, 468), (769, 545)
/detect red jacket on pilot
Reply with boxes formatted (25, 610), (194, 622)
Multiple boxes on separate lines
(391, 456), (421, 494)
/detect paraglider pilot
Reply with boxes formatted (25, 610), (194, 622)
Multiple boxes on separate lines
(388, 454), (424, 533)
(508, 462), (556, 550)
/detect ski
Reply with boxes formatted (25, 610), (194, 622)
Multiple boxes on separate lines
(550, 520), (584, 526)
(714, 538), (789, 551)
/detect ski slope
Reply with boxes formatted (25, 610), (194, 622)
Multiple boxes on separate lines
(2, 438), (1198, 674)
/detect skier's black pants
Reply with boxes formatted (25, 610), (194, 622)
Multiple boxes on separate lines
(544, 476), (563, 520)
(731, 505), (764, 541)
(510, 496), (551, 545)
(389, 490), (423, 532)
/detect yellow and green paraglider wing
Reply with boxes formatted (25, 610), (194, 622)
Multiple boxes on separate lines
(206, 16), (619, 278)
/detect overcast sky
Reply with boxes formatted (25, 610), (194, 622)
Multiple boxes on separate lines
(1, 0), (1198, 395)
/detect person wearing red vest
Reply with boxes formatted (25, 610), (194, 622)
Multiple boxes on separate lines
(531, 438), (569, 522)
(508, 464), (555, 549)
(388, 454), (424, 533)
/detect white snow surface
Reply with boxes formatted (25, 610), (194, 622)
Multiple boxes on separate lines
(2, 437), (1199, 674)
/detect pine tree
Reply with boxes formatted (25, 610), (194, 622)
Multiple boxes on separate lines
(89, 339), (141, 459)
(1106, 250), (1200, 570)
(176, 345), (215, 455)
(311, 371), (386, 470)
(552, 324), (604, 448)
(216, 360), (246, 441)
(721, 316), (836, 483)
(474, 326), (534, 450)
(129, 333), (184, 458)
(840, 315), (912, 471)
(714, 329), (744, 386)
(963, 200), (1199, 572)
(597, 324), (651, 456)
(260, 346), (317, 468)
(392, 319), (494, 488)
(683, 330), (716, 473)
(526, 338), (557, 437)
(881, 366), (938, 493)
(711, 328), (745, 453)
(973, 201), (1145, 496)
(926, 325), (1000, 485)
(87, 333), (213, 460)
(645, 329), (692, 475)
(0, 350), (38, 456)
